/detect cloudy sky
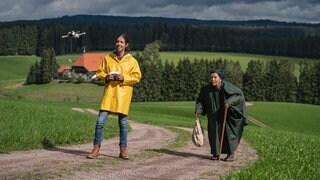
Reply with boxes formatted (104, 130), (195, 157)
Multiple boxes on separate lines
(0, 0), (319, 23)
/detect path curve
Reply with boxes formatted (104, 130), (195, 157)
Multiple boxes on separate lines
(0, 112), (258, 179)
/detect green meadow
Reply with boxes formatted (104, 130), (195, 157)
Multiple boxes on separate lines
(160, 51), (312, 70)
(247, 102), (320, 136)
(0, 55), (38, 80)
(0, 52), (319, 179)
(0, 97), (319, 179)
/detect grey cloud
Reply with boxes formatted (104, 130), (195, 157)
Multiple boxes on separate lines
(0, 0), (319, 23)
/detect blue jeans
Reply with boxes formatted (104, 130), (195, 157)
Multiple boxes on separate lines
(93, 110), (128, 147)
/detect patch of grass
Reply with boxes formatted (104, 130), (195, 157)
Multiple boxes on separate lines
(158, 51), (316, 75)
(0, 97), (118, 153)
(3, 81), (104, 103)
(0, 55), (38, 80)
(247, 102), (320, 136)
(224, 126), (320, 179)
(55, 54), (81, 66)
(129, 101), (196, 128)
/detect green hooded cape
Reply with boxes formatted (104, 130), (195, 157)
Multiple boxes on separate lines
(195, 80), (248, 156)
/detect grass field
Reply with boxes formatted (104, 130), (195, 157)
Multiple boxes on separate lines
(227, 127), (319, 179)
(247, 102), (320, 136)
(0, 52), (319, 179)
(159, 51), (313, 71)
(0, 55), (38, 80)
(0, 97), (118, 152)
(0, 97), (319, 179)
(2, 81), (105, 102)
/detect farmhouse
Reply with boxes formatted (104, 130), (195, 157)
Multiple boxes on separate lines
(57, 53), (107, 80)
(72, 53), (106, 74)
(57, 65), (71, 79)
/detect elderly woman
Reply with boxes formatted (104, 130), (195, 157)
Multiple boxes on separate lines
(195, 68), (247, 161)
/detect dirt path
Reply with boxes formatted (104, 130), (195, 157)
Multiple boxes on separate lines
(0, 110), (258, 179)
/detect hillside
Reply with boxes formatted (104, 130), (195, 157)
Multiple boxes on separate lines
(1, 15), (320, 59)
(2, 14), (320, 27)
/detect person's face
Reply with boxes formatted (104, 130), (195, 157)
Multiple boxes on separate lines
(115, 36), (128, 53)
(210, 73), (222, 87)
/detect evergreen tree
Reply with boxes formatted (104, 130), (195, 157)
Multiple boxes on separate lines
(175, 58), (193, 100)
(209, 58), (225, 76)
(223, 60), (243, 88)
(26, 64), (36, 84)
(279, 60), (297, 102)
(47, 48), (59, 79)
(139, 40), (163, 101)
(39, 50), (52, 83)
(192, 58), (210, 100)
(265, 60), (297, 102)
(297, 60), (314, 104)
(243, 60), (266, 101)
(132, 52), (146, 102)
(18, 24), (38, 55)
(313, 62), (320, 104)
(162, 60), (177, 101)
(36, 27), (49, 56)
(185, 58), (200, 101)
(35, 61), (41, 84)
(265, 60), (283, 101)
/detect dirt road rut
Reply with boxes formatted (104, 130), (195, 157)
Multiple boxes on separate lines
(0, 121), (258, 179)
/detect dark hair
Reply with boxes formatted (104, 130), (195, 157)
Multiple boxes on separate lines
(116, 33), (130, 51)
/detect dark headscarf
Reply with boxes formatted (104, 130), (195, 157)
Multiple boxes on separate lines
(211, 68), (225, 80)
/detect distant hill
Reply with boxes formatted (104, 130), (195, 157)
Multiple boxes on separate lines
(1, 14), (319, 27)
(1, 14), (319, 58)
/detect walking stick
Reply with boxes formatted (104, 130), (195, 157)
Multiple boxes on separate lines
(218, 105), (229, 161)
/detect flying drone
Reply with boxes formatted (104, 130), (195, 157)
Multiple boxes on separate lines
(61, 31), (86, 39)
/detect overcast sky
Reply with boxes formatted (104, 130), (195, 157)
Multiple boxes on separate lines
(0, 0), (319, 23)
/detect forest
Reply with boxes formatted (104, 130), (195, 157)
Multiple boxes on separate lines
(1, 16), (320, 58)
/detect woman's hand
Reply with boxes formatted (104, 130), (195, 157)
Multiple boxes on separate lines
(106, 74), (115, 81)
(115, 74), (124, 82)
(224, 103), (230, 109)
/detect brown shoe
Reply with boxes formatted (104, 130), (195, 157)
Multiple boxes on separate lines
(223, 154), (235, 162)
(87, 144), (100, 159)
(119, 146), (129, 160)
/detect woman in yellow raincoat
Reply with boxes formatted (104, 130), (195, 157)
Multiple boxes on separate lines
(87, 34), (142, 160)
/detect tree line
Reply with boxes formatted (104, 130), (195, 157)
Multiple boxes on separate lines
(1, 22), (320, 58)
(131, 41), (320, 105)
(133, 57), (320, 105)
(26, 46), (320, 105)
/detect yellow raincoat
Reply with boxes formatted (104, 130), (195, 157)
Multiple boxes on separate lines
(96, 52), (141, 115)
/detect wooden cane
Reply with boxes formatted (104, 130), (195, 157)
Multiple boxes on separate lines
(218, 105), (229, 161)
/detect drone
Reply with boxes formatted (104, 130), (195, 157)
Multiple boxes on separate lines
(62, 31), (86, 39)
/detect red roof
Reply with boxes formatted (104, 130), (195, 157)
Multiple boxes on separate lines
(72, 53), (106, 72)
(57, 65), (71, 73)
